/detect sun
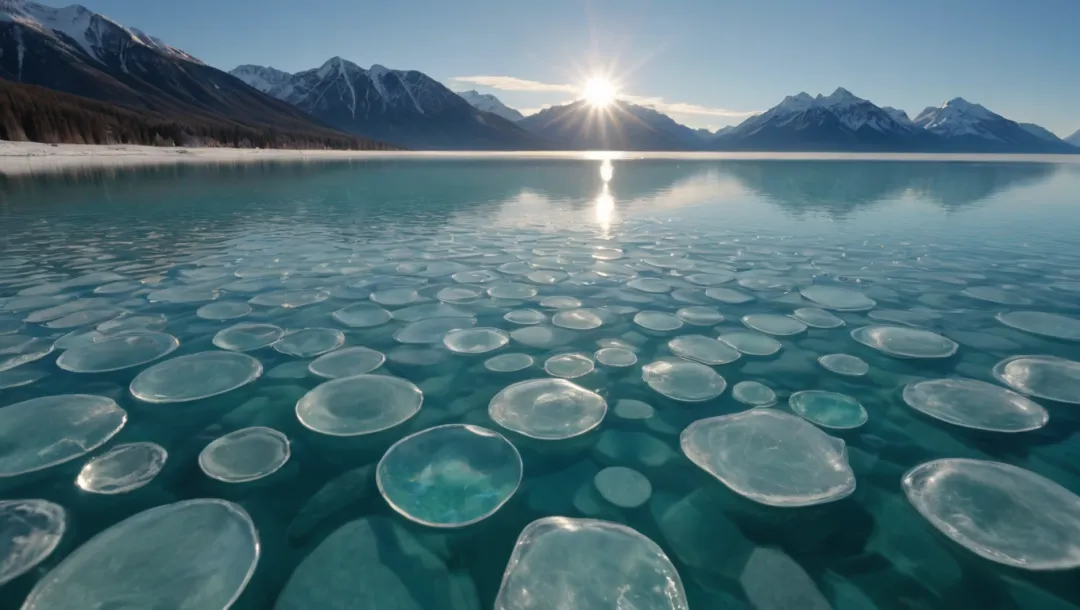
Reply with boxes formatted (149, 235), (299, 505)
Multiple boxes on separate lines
(583, 77), (617, 107)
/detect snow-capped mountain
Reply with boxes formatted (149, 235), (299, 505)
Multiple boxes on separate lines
(1067, 130), (1080, 147)
(518, 99), (704, 150)
(882, 106), (913, 126)
(456, 90), (524, 122)
(1018, 123), (1064, 143)
(911, 98), (1071, 151)
(0, 0), (358, 143)
(230, 58), (544, 149)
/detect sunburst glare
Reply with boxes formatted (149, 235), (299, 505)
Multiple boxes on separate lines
(583, 78), (617, 107)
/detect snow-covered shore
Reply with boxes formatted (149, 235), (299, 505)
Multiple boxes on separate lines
(1, 141), (1077, 176)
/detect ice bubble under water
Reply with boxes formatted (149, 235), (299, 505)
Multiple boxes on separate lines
(130, 351), (263, 403)
(443, 327), (510, 355)
(56, 332), (179, 373)
(0, 499), (65, 586)
(818, 353), (869, 377)
(212, 323), (285, 352)
(489, 378), (607, 440)
(76, 442), (168, 495)
(902, 378), (1048, 432)
(495, 517), (688, 610)
(296, 375), (423, 437)
(668, 335), (741, 366)
(199, 427), (291, 484)
(273, 328), (345, 358)
(995, 311), (1080, 342)
(377, 424), (522, 528)
(308, 346), (385, 379)
(331, 303), (392, 328)
(594, 347), (637, 368)
(544, 353), (595, 379)
(718, 331), (781, 356)
(732, 381), (777, 407)
(992, 354), (1080, 404)
(594, 466), (653, 508)
(799, 285), (877, 311)
(791, 307), (845, 329)
(742, 313), (808, 336)
(788, 390), (868, 430)
(485, 353), (535, 373)
(851, 325), (958, 359)
(642, 358), (727, 402)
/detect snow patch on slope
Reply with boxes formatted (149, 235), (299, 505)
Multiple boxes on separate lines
(456, 90), (525, 122)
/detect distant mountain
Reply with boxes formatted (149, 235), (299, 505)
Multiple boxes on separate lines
(694, 128), (714, 139)
(712, 88), (931, 151)
(912, 98), (1073, 152)
(1018, 123), (1063, 143)
(0, 0), (381, 148)
(1067, 130), (1080, 147)
(518, 99), (703, 150)
(456, 90), (524, 122)
(230, 58), (545, 149)
(882, 107), (913, 126)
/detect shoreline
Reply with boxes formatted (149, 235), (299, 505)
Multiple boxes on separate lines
(2, 141), (1078, 176)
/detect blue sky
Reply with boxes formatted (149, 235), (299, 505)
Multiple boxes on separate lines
(60, 0), (1080, 135)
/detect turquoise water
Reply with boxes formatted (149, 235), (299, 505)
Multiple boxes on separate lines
(2, 157), (1080, 608)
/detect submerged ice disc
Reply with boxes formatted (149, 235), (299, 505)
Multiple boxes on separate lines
(742, 314), (807, 336)
(196, 301), (252, 321)
(902, 378), (1048, 432)
(200, 427), (291, 484)
(273, 328), (345, 358)
(627, 278), (672, 294)
(332, 303), (392, 328)
(488, 379), (607, 440)
(593, 467), (652, 509)
(394, 317), (477, 344)
(675, 306), (725, 326)
(791, 308), (844, 329)
(594, 347), (637, 368)
(0, 499), (65, 586)
(732, 381), (777, 407)
(642, 359), (726, 402)
(296, 375), (423, 437)
(633, 311), (683, 332)
(0, 395), (126, 479)
(443, 328), (510, 355)
(789, 391), (868, 430)
(851, 325), (958, 359)
(488, 283), (539, 299)
(818, 353), (869, 377)
(718, 331), (781, 356)
(544, 353), (595, 379)
(22, 499), (258, 609)
(485, 353), (534, 373)
(705, 286), (755, 304)
(308, 346), (385, 379)
(799, 285), (876, 311)
(552, 309), (603, 330)
(681, 409), (855, 507)
(251, 289), (329, 308)
(213, 323), (285, 352)
(76, 442), (168, 495)
(377, 424), (522, 528)
(993, 355), (1080, 404)
(668, 335), (741, 366)
(56, 332), (179, 373)
(902, 459), (1080, 570)
(504, 309), (546, 325)
(495, 517), (688, 610)
(996, 311), (1080, 342)
(130, 351), (262, 403)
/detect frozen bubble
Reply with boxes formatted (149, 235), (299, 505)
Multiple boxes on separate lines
(369, 288), (424, 307)
(486, 353), (535, 373)
(552, 308), (603, 330)
(903, 459), (1080, 570)
(0, 395), (126, 479)
(627, 278), (672, 294)
(97, 314), (168, 334)
(681, 409), (855, 507)
(504, 309), (546, 325)
(196, 301), (252, 321)
(199, 427), (291, 483)
(510, 325), (575, 349)
(392, 302), (473, 322)
(452, 270), (500, 284)
(332, 303), (392, 328)
(488, 283), (539, 299)
(544, 353), (595, 379)
(436, 286), (483, 304)
(789, 390), (868, 430)
(0, 337), (54, 372)
(541, 296), (582, 309)
(685, 273), (735, 286)
(495, 517), (687, 610)
(902, 378), (1048, 432)
(592, 247), (624, 260)
(742, 313), (808, 336)
(633, 311), (683, 332)
(395, 317), (477, 344)
(738, 277), (790, 291)
(499, 261), (533, 275)
(868, 309), (943, 326)
(0, 366), (47, 390)
(740, 548), (831, 610)
(851, 325), (959, 359)
(130, 351), (262, 403)
(594, 467), (652, 508)
(668, 335), (741, 366)
(308, 346), (385, 379)
(961, 286), (1033, 306)
(22, 500), (258, 609)
(76, 442), (167, 494)
(273, 328), (345, 358)
(996, 311), (1080, 342)
(296, 375), (423, 437)
(45, 308), (123, 329)
(526, 270), (568, 285)
(732, 381), (777, 407)
(993, 355), (1080, 404)
(799, 285), (877, 311)
(642, 359), (727, 402)
(57, 332), (179, 373)
(147, 285), (220, 304)
(444, 327), (510, 354)
(705, 286), (755, 304)
(1, 294), (73, 313)
(675, 306), (724, 326)
(377, 424), (522, 528)
(614, 399), (654, 420)
(53, 329), (105, 350)
(92, 280), (143, 295)
(0, 500), (65, 587)
(489, 379), (606, 440)
(25, 298), (113, 324)
(250, 289), (329, 308)
(595, 347), (638, 368)
(818, 353), (869, 377)
(213, 323), (284, 352)
(718, 331), (781, 356)
(792, 307), (845, 329)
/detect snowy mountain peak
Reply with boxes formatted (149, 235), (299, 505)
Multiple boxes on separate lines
(913, 97), (1005, 138)
(1066, 130), (1080, 147)
(456, 90), (525, 122)
(229, 64), (292, 94)
(818, 87), (860, 106)
(882, 106), (912, 125)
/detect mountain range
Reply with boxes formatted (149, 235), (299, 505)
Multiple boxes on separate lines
(0, 0), (1076, 153)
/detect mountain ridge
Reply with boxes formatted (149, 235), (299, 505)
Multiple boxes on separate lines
(455, 90), (524, 122)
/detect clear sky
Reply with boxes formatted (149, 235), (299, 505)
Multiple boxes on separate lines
(52, 0), (1080, 135)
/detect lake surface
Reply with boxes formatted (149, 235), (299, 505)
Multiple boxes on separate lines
(2, 156), (1080, 609)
